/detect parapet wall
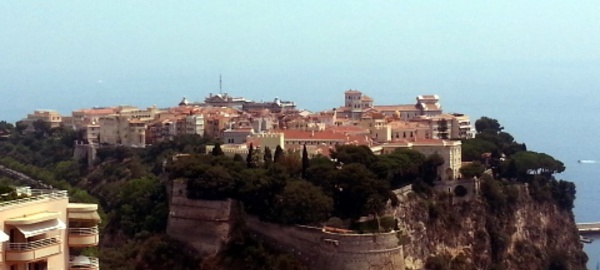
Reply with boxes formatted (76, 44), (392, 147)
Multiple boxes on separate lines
(167, 180), (234, 256)
(167, 180), (405, 269)
(246, 216), (405, 270)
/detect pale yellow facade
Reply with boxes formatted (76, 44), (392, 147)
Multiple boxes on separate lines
(379, 140), (462, 181)
(0, 188), (100, 270)
(19, 110), (63, 130)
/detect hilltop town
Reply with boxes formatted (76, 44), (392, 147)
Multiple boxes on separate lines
(2, 89), (588, 270)
(17, 90), (472, 180)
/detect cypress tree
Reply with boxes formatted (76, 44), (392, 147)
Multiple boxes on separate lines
(246, 143), (254, 168)
(264, 146), (273, 168)
(274, 145), (284, 163)
(301, 144), (309, 179)
(212, 143), (224, 156)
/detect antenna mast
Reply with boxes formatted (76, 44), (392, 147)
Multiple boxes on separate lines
(219, 74), (222, 94)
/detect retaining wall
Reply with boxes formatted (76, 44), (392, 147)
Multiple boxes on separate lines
(246, 217), (405, 270)
(166, 180), (235, 256)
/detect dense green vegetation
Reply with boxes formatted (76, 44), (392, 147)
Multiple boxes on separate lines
(0, 120), (205, 269)
(169, 143), (446, 228)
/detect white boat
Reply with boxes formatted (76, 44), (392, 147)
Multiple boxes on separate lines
(578, 159), (597, 164)
(580, 235), (594, 243)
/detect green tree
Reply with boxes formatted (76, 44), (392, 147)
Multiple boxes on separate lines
(54, 160), (82, 185)
(423, 153), (445, 183)
(279, 150), (302, 178)
(0, 121), (14, 132)
(273, 145), (284, 163)
(233, 153), (245, 163)
(373, 148), (427, 188)
(113, 177), (168, 236)
(305, 156), (337, 194)
(475, 116), (503, 134)
(187, 165), (235, 200)
(212, 143), (224, 156)
(263, 146), (273, 168)
(301, 144), (309, 179)
(330, 145), (377, 168)
(271, 180), (333, 225)
(246, 143), (255, 168)
(333, 164), (393, 219)
(510, 151), (565, 179)
(459, 162), (486, 179)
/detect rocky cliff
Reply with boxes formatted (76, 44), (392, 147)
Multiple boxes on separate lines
(166, 177), (587, 270)
(396, 183), (587, 270)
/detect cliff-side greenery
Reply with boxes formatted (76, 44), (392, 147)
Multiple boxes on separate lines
(0, 123), (207, 269)
(461, 117), (583, 269)
(169, 144), (446, 226)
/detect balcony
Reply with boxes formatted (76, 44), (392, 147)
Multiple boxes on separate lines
(68, 226), (99, 247)
(0, 189), (68, 211)
(5, 236), (61, 262)
(69, 255), (99, 270)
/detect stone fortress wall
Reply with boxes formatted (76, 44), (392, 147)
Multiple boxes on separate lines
(245, 217), (405, 270)
(166, 179), (235, 256)
(166, 178), (405, 270)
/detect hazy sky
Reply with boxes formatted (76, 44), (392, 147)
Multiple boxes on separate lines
(1, 1), (599, 122)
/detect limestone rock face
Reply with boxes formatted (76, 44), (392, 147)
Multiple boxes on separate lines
(396, 188), (587, 270)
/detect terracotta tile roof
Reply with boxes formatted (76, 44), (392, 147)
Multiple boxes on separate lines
(336, 106), (351, 112)
(327, 126), (369, 134)
(76, 108), (119, 115)
(387, 138), (460, 146)
(272, 129), (372, 146)
(361, 95), (373, 101)
(374, 105), (418, 111)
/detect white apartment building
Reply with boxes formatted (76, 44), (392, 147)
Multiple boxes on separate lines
(0, 187), (100, 270)
(185, 114), (205, 136)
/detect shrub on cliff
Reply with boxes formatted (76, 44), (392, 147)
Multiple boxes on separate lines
(187, 165), (235, 200)
(269, 179), (333, 225)
(459, 162), (486, 179)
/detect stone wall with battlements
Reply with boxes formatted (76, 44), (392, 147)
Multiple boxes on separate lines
(167, 179), (406, 269)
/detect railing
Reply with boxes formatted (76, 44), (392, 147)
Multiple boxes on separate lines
(0, 190), (68, 210)
(6, 236), (61, 251)
(69, 226), (99, 236)
(69, 256), (99, 269)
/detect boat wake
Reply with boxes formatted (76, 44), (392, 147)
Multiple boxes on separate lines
(578, 159), (597, 164)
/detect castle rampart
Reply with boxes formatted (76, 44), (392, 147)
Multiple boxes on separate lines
(166, 180), (235, 256)
(167, 179), (405, 269)
(245, 216), (405, 270)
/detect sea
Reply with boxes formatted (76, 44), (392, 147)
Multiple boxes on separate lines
(1, 62), (599, 268)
